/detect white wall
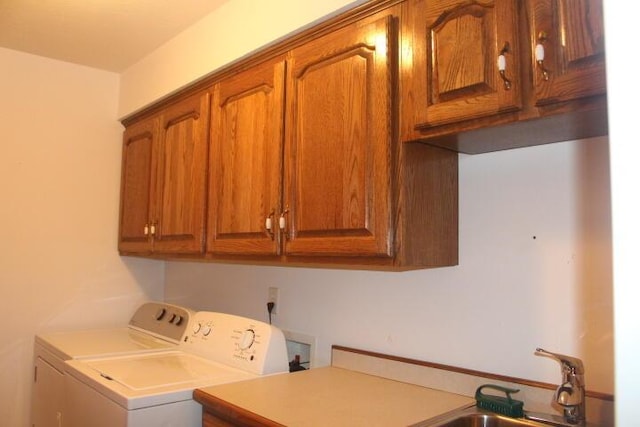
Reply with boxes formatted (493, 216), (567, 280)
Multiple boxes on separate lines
(165, 137), (614, 395)
(0, 48), (164, 426)
(119, 0), (617, 409)
(603, 0), (640, 424)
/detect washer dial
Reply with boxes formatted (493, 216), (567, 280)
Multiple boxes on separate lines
(202, 325), (212, 336)
(154, 308), (166, 321)
(239, 329), (255, 350)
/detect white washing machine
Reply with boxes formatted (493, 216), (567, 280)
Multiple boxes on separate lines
(63, 311), (289, 427)
(32, 301), (195, 427)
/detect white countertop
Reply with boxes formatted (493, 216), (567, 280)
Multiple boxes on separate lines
(195, 366), (475, 426)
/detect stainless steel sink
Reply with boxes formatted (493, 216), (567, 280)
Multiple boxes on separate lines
(414, 406), (557, 427)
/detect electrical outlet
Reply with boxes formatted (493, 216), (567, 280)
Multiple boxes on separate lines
(268, 286), (279, 314)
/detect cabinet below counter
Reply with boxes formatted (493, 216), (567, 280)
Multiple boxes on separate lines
(194, 366), (474, 427)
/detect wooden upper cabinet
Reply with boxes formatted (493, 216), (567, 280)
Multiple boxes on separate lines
(153, 91), (210, 254)
(407, 0), (521, 129)
(119, 91), (210, 255)
(116, 0), (607, 266)
(207, 59), (286, 256)
(119, 117), (158, 254)
(117, 1), (459, 269)
(530, 0), (606, 106)
(283, 13), (395, 258)
(402, 0), (607, 153)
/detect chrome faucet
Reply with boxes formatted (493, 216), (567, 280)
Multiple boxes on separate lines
(534, 348), (586, 425)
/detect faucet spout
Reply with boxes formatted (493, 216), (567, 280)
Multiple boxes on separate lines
(535, 348), (586, 425)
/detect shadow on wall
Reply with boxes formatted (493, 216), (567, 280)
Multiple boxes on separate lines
(574, 137), (613, 393)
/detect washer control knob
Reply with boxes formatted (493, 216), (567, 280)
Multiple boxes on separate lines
(192, 323), (202, 334)
(155, 308), (166, 321)
(202, 325), (212, 336)
(173, 315), (183, 325)
(239, 329), (255, 350)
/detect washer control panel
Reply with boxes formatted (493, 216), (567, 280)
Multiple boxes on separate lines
(127, 302), (194, 343)
(182, 311), (288, 375)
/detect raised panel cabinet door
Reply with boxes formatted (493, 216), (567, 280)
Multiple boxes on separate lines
(118, 116), (158, 254)
(153, 91), (211, 254)
(207, 59), (286, 255)
(283, 13), (395, 257)
(531, 0), (606, 106)
(409, 0), (521, 128)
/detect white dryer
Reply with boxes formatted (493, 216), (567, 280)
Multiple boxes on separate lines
(63, 311), (289, 427)
(32, 301), (194, 427)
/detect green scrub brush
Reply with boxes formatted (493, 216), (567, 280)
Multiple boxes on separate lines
(475, 384), (524, 418)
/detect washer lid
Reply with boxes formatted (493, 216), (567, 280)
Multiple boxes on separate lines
(65, 351), (259, 410)
(87, 352), (253, 390)
(36, 328), (175, 360)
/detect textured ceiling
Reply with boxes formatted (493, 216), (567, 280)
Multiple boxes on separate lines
(0, 0), (229, 72)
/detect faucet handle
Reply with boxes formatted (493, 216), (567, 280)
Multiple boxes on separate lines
(535, 348), (585, 375)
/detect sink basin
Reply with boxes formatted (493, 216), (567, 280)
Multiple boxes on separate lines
(429, 413), (543, 427)
(415, 406), (555, 427)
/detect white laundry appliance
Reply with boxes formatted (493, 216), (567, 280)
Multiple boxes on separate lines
(63, 310), (289, 427)
(32, 301), (195, 427)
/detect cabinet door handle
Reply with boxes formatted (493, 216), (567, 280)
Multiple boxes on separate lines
(144, 224), (149, 236)
(279, 209), (289, 240)
(497, 42), (512, 90)
(265, 210), (275, 240)
(535, 32), (550, 81)
(149, 222), (156, 236)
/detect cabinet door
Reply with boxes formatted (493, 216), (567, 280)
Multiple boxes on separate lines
(531, 0), (606, 106)
(207, 59), (285, 255)
(118, 116), (158, 254)
(283, 14), (394, 257)
(408, 0), (521, 128)
(153, 92), (210, 254)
